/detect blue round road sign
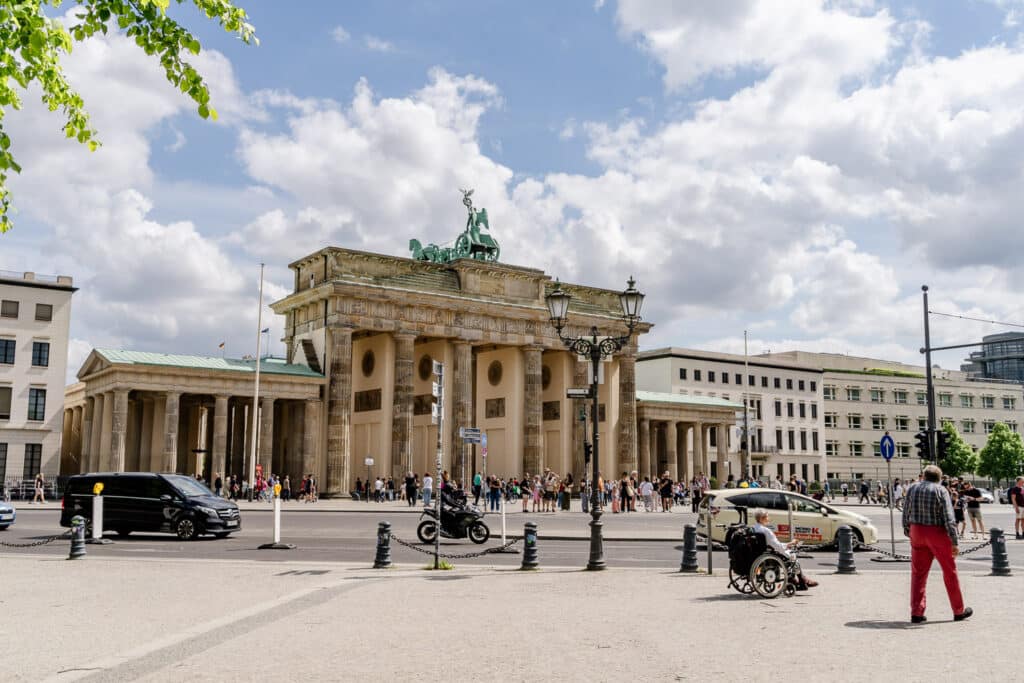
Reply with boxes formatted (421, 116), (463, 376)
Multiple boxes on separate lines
(880, 434), (895, 461)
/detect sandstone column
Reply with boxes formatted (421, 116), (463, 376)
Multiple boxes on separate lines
(617, 347), (638, 472)
(139, 398), (154, 472)
(89, 393), (104, 471)
(303, 398), (320, 477)
(650, 422), (660, 479)
(638, 418), (650, 483)
(693, 421), (705, 478)
(571, 357), (588, 481)
(665, 421), (678, 480)
(523, 345), (543, 475)
(109, 389), (130, 472)
(61, 408), (73, 469)
(80, 397), (94, 473)
(676, 423), (689, 482)
(326, 324), (354, 495)
(391, 331), (416, 482)
(212, 395), (229, 482)
(163, 391), (181, 473)
(451, 340), (473, 485)
(717, 423), (729, 484)
(98, 391), (114, 471)
(259, 396), (275, 476)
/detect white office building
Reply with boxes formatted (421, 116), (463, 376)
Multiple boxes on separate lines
(0, 271), (75, 488)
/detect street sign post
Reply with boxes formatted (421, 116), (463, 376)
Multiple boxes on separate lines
(875, 433), (906, 562)
(432, 362), (444, 568)
(364, 457), (374, 504)
(566, 387), (593, 400)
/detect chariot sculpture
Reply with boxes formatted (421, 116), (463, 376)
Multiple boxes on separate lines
(409, 189), (501, 264)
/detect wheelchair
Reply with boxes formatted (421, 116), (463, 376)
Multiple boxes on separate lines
(727, 524), (801, 599)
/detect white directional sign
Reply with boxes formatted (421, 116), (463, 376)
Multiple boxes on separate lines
(364, 457), (374, 466)
(432, 382), (442, 397)
(432, 360), (444, 376)
(567, 387), (593, 399)
(880, 434), (895, 462)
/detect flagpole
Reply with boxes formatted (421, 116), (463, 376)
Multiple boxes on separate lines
(248, 263), (265, 498)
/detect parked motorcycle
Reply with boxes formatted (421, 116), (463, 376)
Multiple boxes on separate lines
(417, 497), (490, 544)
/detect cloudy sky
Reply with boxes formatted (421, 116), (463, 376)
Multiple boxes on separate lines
(8, 0), (1024, 382)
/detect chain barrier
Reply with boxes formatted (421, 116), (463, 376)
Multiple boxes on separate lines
(390, 533), (521, 560)
(850, 538), (991, 561)
(0, 531), (71, 549)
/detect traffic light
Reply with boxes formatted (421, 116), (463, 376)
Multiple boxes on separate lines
(936, 431), (951, 460)
(583, 441), (593, 464)
(914, 431), (931, 460)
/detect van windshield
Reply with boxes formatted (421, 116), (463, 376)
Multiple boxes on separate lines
(164, 475), (213, 498)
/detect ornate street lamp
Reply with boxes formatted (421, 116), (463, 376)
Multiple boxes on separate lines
(545, 276), (645, 570)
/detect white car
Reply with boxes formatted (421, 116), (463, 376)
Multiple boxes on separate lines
(975, 488), (995, 504)
(0, 500), (15, 530)
(697, 488), (879, 545)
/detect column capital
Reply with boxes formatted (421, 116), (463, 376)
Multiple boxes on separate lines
(392, 330), (418, 341)
(305, 397), (322, 405)
(214, 394), (231, 402)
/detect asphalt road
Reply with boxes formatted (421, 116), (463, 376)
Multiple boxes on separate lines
(3, 502), (1021, 572)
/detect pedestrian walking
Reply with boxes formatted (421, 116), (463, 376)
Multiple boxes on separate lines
(960, 481), (986, 539)
(858, 479), (870, 504)
(404, 471), (418, 507)
(639, 476), (654, 512)
(32, 473), (45, 503)
(422, 472), (433, 507)
(1010, 476), (1024, 540)
(903, 464), (972, 624)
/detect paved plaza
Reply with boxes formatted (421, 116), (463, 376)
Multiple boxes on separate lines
(3, 552), (1018, 682)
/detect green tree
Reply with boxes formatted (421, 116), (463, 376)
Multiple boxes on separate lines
(977, 422), (1024, 486)
(0, 0), (256, 231)
(937, 422), (978, 477)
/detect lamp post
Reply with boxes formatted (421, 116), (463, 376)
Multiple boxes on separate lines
(545, 276), (645, 571)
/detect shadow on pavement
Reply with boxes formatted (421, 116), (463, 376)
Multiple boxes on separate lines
(693, 593), (753, 602)
(845, 620), (925, 630)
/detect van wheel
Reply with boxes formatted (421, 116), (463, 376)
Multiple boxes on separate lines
(176, 517), (198, 541)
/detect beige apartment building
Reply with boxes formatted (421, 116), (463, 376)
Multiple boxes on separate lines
(0, 271), (75, 486)
(636, 348), (826, 484)
(763, 351), (1024, 482)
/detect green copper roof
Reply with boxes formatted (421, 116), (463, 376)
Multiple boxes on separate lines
(95, 349), (323, 378)
(636, 390), (744, 409)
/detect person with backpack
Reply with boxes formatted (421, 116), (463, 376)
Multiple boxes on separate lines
(1010, 476), (1024, 540)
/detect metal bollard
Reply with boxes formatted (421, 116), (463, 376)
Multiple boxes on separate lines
(373, 521), (392, 569)
(989, 527), (1011, 576)
(836, 525), (857, 574)
(680, 523), (699, 573)
(68, 516), (86, 560)
(520, 522), (539, 570)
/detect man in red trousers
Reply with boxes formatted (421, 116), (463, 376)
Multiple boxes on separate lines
(902, 464), (972, 624)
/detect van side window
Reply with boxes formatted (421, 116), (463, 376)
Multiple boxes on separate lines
(142, 478), (171, 498)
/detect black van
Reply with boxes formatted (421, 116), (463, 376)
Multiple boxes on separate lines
(60, 472), (241, 540)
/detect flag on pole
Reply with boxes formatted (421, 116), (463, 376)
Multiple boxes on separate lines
(218, 341), (225, 349)
(261, 327), (269, 333)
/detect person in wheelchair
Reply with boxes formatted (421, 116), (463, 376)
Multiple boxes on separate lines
(751, 509), (818, 590)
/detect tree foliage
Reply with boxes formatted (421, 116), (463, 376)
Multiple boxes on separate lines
(937, 422), (978, 477)
(0, 0), (256, 231)
(977, 422), (1024, 485)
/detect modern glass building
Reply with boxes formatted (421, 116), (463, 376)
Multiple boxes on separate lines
(962, 332), (1024, 383)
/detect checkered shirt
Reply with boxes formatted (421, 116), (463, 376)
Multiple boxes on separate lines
(901, 481), (958, 546)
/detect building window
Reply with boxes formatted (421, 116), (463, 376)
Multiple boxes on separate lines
(708, 371), (715, 383)
(870, 389), (884, 403)
(871, 415), (886, 430)
(0, 386), (10, 420)
(938, 393), (952, 407)
(824, 413), (837, 428)
(1008, 422), (1019, 433)
(895, 416), (909, 431)
(694, 370), (701, 381)
(940, 418), (954, 429)
(897, 443), (910, 458)
(0, 300), (18, 318)
(746, 375), (753, 386)
(736, 373), (742, 385)
(960, 394), (974, 409)
(775, 429), (783, 449)
(916, 392), (927, 406)
(982, 396), (994, 409)
(812, 431), (819, 451)
(34, 304), (52, 322)
(786, 379), (793, 390)
(810, 404), (818, 419)
(823, 386), (836, 400)
(918, 417), (928, 432)
(22, 443), (41, 479)
(850, 442), (864, 457)
(810, 381), (817, 392)
(872, 442), (882, 457)
(31, 341), (49, 367)
(893, 390), (907, 404)
(847, 388), (861, 401)
(787, 430), (795, 450)
(775, 400), (782, 417)
(679, 368), (687, 380)
(799, 431), (807, 450)
(0, 443), (5, 479)
(1004, 397), (1017, 410)
(721, 372), (729, 384)
(825, 440), (839, 457)
(961, 420), (975, 434)
(774, 377), (781, 389)
(27, 388), (45, 421)
(848, 415), (862, 429)
(761, 376), (768, 387)
(798, 402), (806, 418)
(0, 339), (13, 364)
(983, 420), (995, 434)
(787, 401), (794, 417)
